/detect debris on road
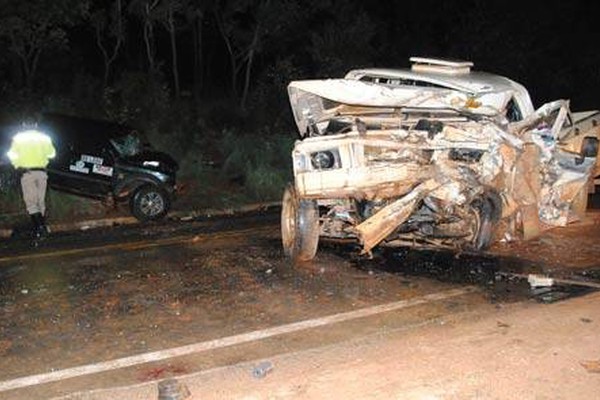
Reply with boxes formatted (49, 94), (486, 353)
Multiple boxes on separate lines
(157, 378), (191, 400)
(580, 360), (600, 374)
(507, 273), (600, 289)
(252, 360), (274, 379)
(527, 274), (555, 288)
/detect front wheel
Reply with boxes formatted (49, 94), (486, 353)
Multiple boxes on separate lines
(469, 192), (502, 251)
(130, 185), (170, 221)
(281, 184), (320, 262)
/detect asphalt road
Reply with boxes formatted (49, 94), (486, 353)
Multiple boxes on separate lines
(0, 209), (598, 399)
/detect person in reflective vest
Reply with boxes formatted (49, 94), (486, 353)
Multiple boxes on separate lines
(6, 125), (56, 238)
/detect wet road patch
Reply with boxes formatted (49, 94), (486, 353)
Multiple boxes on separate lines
(339, 246), (600, 304)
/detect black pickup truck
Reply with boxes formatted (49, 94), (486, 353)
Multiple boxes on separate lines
(39, 113), (178, 221)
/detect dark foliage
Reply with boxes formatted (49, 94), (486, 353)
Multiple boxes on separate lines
(1, 0), (598, 123)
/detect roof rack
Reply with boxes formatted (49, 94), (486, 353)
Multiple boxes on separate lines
(409, 57), (473, 75)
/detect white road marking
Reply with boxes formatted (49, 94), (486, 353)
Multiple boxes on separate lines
(0, 287), (477, 392)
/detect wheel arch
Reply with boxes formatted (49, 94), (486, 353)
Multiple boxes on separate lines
(114, 176), (164, 199)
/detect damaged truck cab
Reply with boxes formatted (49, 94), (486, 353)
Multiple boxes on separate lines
(281, 58), (600, 261)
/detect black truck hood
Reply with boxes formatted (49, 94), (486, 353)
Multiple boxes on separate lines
(120, 151), (178, 173)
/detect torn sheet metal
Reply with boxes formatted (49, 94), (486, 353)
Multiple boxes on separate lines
(288, 79), (514, 138)
(354, 178), (440, 253)
(286, 81), (599, 254)
(538, 150), (594, 225)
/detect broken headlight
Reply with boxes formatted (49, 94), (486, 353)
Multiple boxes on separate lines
(310, 150), (340, 170)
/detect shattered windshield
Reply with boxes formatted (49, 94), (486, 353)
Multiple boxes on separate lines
(110, 132), (144, 156)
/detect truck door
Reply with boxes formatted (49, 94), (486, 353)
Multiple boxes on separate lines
(48, 134), (115, 197)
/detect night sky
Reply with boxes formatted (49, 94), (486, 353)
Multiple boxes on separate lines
(1, 0), (600, 124)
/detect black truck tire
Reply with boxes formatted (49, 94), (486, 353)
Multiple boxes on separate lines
(469, 192), (502, 251)
(130, 184), (170, 221)
(281, 184), (320, 262)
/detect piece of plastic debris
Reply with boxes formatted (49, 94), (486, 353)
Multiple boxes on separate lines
(252, 360), (274, 378)
(157, 378), (191, 400)
(527, 274), (554, 288)
(580, 360), (600, 374)
(20, 289), (28, 294)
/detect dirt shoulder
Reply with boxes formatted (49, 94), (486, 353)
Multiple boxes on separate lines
(57, 291), (600, 400)
(489, 210), (600, 273)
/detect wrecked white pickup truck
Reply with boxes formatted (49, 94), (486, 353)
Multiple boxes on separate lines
(281, 58), (600, 261)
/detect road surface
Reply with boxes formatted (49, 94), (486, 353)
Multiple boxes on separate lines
(0, 209), (598, 399)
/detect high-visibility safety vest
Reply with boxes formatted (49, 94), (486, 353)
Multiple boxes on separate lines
(7, 129), (56, 169)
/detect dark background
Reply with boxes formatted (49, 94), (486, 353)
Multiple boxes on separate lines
(1, 0), (599, 196)
(2, 0), (599, 128)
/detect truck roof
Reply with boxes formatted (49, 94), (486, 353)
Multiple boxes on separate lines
(344, 58), (534, 116)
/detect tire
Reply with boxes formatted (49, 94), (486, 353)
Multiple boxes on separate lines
(281, 184), (320, 262)
(130, 185), (170, 222)
(469, 192), (501, 251)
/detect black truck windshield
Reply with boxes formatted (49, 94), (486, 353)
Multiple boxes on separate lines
(110, 132), (144, 156)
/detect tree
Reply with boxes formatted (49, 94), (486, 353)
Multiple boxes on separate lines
(92, 0), (126, 87)
(184, 0), (213, 98)
(128, 0), (162, 74)
(0, 0), (90, 90)
(213, 0), (300, 110)
(156, 0), (186, 98)
(306, 1), (376, 78)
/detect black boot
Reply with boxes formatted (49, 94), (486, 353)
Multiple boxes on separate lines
(29, 212), (44, 239)
(39, 214), (49, 236)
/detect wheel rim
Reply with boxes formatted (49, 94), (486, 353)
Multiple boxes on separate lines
(281, 188), (297, 252)
(139, 191), (165, 217)
(466, 206), (482, 244)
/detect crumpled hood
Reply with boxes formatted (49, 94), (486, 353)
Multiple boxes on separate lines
(288, 79), (514, 138)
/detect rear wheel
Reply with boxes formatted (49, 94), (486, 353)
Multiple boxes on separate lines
(130, 185), (170, 221)
(281, 184), (320, 262)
